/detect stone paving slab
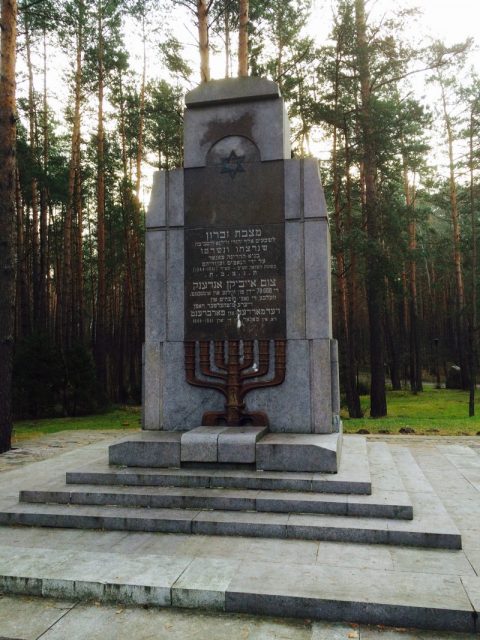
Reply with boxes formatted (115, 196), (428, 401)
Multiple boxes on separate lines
(18, 482), (412, 518)
(108, 431), (182, 468)
(256, 432), (342, 472)
(171, 557), (242, 610)
(225, 559), (477, 632)
(461, 576), (480, 613)
(0, 501), (460, 547)
(0, 595), (76, 640)
(0, 545), (477, 633)
(1, 595), (478, 640)
(67, 434), (372, 494)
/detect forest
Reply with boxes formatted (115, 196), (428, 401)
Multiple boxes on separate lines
(0, 0), (479, 453)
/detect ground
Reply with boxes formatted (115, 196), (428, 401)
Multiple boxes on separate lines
(0, 427), (479, 638)
(0, 595), (478, 639)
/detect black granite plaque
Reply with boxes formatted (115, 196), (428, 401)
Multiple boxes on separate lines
(184, 158), (286, 340)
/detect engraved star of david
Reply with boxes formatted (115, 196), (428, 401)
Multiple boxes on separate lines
(220, 150), (246, 179)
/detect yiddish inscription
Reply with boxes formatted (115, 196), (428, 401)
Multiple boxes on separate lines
(185, 223), (285, 339)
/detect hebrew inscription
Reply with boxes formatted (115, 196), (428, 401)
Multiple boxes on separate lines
(184, 158), (286, 340)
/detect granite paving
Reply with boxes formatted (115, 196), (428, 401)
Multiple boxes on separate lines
(0, 433), (478, 636)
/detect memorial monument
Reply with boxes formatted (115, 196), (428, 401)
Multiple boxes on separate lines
(111, 76), (343, 473)
(0, 82), (465, 622)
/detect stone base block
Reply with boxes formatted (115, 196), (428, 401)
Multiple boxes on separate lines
(181, 426), (268, 464)
(256, 432), (342, 473)
(109, 432), (182, 468)
(181, 427), (228, 463)
(218, 427), (268, 463)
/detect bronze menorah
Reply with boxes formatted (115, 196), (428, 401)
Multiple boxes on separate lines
(185, 339), (286, 426)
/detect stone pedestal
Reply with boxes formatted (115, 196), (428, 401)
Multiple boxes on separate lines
(108, 427), (342, 473)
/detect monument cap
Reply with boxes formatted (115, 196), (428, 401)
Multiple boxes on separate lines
(185, 77), (281, 108)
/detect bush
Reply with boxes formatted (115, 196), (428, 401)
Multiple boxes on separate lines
(63, 343), (101, 416)
(13, 333), (101, 419)
(13, 333), (64, 418)
(356, 379), (370, 395)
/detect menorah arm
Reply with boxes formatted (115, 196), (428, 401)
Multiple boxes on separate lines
(214, 341), (228, 371)
(199, 341), (227, 380)
(185, 341), (228, 398)
(241, 339), (270, 380)
(240, 340), (255, 371)
(240, 340), (286, 399)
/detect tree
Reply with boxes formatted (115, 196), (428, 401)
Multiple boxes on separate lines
(318, 0), (363, 417)
(354, 0), (387, 416)
(248, 0), (315, 152)
(173, 0), (211, 81)
(60, 0), (88, 348)
(0, 0), (18, 452)
(238, 0), (248, 76)
(434, 69), (470, 390)
(465, 80), (480, 415)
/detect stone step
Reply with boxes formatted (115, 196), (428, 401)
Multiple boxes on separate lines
(67, 435), (372, 495)
(0, 501), (460, 548)
(18, 483), (413, 519)
(0, 543), (477, 633)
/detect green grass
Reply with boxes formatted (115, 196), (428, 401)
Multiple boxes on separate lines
(13, 406), (140, 440)
(342, 388), (480, 435)
(11, 389), (480, 440)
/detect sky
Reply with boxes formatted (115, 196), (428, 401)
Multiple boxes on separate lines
(309, 0), (480, 55)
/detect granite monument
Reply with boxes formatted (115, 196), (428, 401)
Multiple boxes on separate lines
(112, 76), (342, 473)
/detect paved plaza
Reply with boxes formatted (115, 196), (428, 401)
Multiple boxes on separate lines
(0, 431), (479, 637)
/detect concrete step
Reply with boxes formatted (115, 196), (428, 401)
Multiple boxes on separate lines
(19, 483), (413, 519)
(0, 543), (477, 633)
(66, 435), (372, 495)
(0, 500), (460, 548)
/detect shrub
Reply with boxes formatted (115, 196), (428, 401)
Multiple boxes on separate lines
(13, 333), (102, 418)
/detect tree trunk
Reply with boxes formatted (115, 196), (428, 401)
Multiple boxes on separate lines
(74, 5), (85, 342)
(24, 10), (40, 326)
(136, 15), (146, 199)
(403, 156), (422, 392)
(332, 43), (362, 418)
(0, 0), (17, 453)
(469, 106), (477, 416)
(15, 169), (29, 337)
(440, 80), (469, 390)
(238, 0), (249, 77)
(96, 1), (107, 391)
(355, 0), (387, 417)
(224, 4), (230, 78)
(39, 27), (50, 334)
(63, 8), (84, 347)
(197, 0), (210, 82)
(343, 121), (362, 413)
(385, 290), (402, 390)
